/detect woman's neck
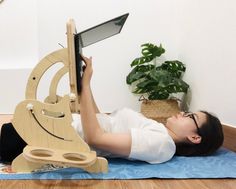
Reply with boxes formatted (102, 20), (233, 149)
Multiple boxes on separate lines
(164, 125), (181, 144)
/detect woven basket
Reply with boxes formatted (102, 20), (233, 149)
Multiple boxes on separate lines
(140, 99), (180, 124)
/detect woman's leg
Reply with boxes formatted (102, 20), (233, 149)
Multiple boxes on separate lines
(0, 123), (27, 163)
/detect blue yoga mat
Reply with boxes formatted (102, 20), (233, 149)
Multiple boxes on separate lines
(0, 148), (235, 179)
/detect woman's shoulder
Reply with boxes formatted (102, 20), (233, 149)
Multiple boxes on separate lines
(129, 128), (176, 164)
(111, 107), (149, 118)
(111, 107), (137, 113)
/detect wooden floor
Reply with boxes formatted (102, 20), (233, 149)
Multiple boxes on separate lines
(0, 179), (235, 189)
(0, 115), (235, 189)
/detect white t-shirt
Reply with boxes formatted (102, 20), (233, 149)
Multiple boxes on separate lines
(72, 108), (176, 164)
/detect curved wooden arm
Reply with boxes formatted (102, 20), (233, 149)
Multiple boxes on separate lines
(25, 48), (68, 100)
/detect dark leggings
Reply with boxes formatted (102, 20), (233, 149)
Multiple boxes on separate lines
(0, 123), (27, 162)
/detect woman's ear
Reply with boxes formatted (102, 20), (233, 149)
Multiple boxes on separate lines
(187, 135), (202, 144)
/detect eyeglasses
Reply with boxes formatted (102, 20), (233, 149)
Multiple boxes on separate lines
(183, 112), (202, 136)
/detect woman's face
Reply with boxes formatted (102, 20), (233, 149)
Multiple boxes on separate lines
(166, 111), (207, 142)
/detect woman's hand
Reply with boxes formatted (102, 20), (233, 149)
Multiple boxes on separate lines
(81, 55), (93, 88)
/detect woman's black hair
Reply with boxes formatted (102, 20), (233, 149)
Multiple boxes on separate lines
(175, 111), (224, 156)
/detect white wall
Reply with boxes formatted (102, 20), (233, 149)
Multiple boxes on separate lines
(0, 0), (38, 68)
(0, 69), (32, 113)
(0, 0), (235, 126)
(176, 0), (236, 127)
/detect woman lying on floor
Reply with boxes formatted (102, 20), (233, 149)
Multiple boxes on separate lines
(0, 55), (224, 164)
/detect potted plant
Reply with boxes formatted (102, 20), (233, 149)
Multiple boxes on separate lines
(126, 43), (189, 123)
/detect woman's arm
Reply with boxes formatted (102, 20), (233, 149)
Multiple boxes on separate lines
(81, 55), (100, 113)
(90, 87), (100, 113)
(80, 56), (131, 157)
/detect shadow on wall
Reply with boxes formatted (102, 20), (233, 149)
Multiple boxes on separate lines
(180, 89), (192, 112)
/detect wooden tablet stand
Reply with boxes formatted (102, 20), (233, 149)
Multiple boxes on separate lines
(11, 19), (108, 173)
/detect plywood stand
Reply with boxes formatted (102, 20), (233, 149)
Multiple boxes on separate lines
(11, 19), (108, 173)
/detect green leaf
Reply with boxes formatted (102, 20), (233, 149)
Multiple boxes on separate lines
(160, 60), (186, 78)
(133, 87), (150, 94)
(136, 80), (157, 93)
(131, 56), (153, 67)
(126, 42), (190, 100)
(126, 65), (154, 84)
(166, 78), (189, 93)
(149, 69), (172, 83)
(131, 43), (165, 67)
(126, 70), (146, 85)
(148, 91), (169, 100)
(141, 43), (165, 58)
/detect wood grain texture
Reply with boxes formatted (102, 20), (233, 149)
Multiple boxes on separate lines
(66, 19), (80, 113)
(0, 179), (235, 189)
